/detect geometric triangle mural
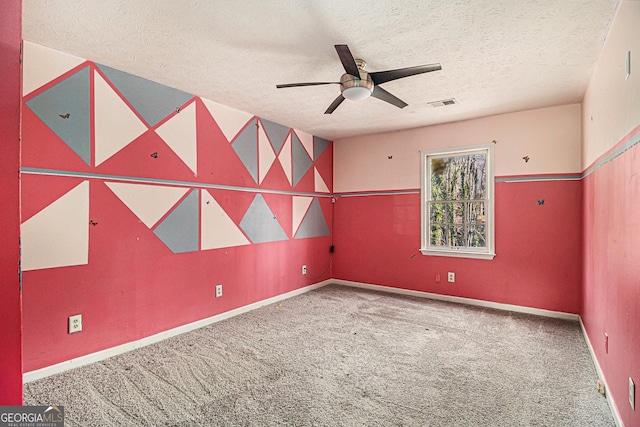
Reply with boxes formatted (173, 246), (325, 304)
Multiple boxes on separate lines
(153, 189), (199, 254)
(96, 63), (194, 128)
(278, 134), (293, 186)
(94, 71), (148, 166)
(22, 41), (86, 97)
(21, 181), (90, 271)
(258, 124), (276, 184)
(201, 97), (253, 143)
(261, 118), (289, 154)
(294, 198), (330, 239)
(105, 182), (189, 228)
(292, 131), (313, 187)
(232, 118), (258, 183)
(313, 136), (331, 160)
(25, 66), (92, 165)
(155, 101), (198, 174)
(239, 194), (289, 244)
(295, 130), (314, 159)
(20, 43), (336, 270)
(201, 190), (250, 250)
(314, 168), (330, 193)
(292, 196), (313, 236)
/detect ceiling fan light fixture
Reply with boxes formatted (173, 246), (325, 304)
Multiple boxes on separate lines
(342, 85), (373, 101)
(340, 72), (374, 101)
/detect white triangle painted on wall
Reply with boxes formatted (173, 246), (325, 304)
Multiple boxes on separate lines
(22, 41), (86, 96)
(201, 190), (251, 250)
(21, 181), (89, 271)
(155, 101), (198, 174)
(258, 124), (276, 184)
(106, 182), (189, 228)
(295, 129), (314, 159)
(94, 71), (148, 166)
(314, 168), (330, 193)
(201, 97), (254, 143)
(278, 133), (293, 186)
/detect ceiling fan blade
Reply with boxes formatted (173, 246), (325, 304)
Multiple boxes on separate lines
(324, 95), (345, 114)
(335, 45), (360, 77)
(276, 82), (340, 89)
(371, 86), (408, 109)
(370, 63), (442, 85)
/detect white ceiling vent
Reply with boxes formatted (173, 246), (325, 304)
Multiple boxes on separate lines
(428, 98), (457, 108)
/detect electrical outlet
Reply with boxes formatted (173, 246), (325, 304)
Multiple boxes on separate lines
(435, 274), (441, 283)
(302, 265), (307, 275)
(447, 272), (455, 283)
(215, 284), (223, 298)
(68, 314), (82, 334)
(630, 377), (635, 410)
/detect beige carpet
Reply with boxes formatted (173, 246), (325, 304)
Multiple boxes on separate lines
(24, 284), (615, 426)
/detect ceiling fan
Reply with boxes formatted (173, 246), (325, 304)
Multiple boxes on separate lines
(276, 44), (442, 114)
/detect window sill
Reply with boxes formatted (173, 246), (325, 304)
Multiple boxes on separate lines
(419, 248), (495, 260)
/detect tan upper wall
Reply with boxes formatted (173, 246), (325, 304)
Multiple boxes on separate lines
(582, 0), (640, 169)
(334, 104), (581, 193)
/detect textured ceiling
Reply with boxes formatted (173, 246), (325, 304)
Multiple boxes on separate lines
(22, 0), (620, 140)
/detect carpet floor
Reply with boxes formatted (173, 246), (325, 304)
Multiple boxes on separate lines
(24, 284), (615, 426)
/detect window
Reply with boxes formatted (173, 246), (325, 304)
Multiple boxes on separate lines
(420, 144), (495, 260)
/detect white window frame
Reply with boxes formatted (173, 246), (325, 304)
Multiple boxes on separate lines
(420, 143), (495, 260)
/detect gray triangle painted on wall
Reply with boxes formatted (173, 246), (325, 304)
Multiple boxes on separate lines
(313, 136), (330, 160)
(153, 189), (199, 253)
(232, 118), (258, 183)
(25, 66), (91, 165)
(240, 194), (288, 244)
(260, 118), (289, 154)
(96, 64), (194, 127)
(292, 133), (313, 187)
(295, 198), (330, 239)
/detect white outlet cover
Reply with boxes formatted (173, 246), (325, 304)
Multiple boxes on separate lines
(215, 284), (223, 298)
(630, 377), (635, 410)
(68, 314), (82, 334)
(447, 272), (455, 282)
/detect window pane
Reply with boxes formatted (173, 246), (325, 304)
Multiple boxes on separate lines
(429, 202), (448, 224)
(453, 203), (464, 224)
(469, 202), (486, 225)
(430, 224), (446, 246)
(467, 225), (486, 248)
(431, 153), (486, 201)
(452, 225), (465, 247)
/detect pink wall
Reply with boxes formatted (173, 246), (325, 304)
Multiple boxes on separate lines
(0, 0), (24, 404)
(333, 105), (583, 314)
(20, 46), (334, 372)
(334, 104), (581, 193)
(333, 180), (583, 313)
(581, 1), (640, 425)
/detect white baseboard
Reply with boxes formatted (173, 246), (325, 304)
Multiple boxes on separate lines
(23, 280), (333, 383)
(579, 318), (623, 427)
(332, 279), (580, 321)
